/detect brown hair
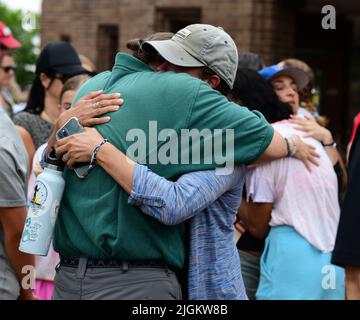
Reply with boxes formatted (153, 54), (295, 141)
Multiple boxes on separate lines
(281, 58), (328, 127)
(126, 32), (174, 66)
(199, 67), (231, 96)
(60, 74), (90, 101)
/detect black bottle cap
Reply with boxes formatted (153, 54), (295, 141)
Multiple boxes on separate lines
(45, 149), (65, 170)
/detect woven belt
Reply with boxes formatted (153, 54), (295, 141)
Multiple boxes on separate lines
(59, 255), (173, 270)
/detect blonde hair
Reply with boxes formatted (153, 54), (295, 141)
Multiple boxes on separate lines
(79, 54), (96, 73)
(281, 58), (328, 127)
(60, 74), (90, 101)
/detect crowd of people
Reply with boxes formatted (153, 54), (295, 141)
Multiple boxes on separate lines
(1, 20), (360, 300)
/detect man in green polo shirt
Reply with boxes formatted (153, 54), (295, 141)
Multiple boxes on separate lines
(50, 25), (315, 300)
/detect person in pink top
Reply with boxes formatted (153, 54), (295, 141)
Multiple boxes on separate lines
(236, 67), (345, 299)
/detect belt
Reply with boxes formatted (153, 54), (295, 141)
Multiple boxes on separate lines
(59, 255), (174, 271)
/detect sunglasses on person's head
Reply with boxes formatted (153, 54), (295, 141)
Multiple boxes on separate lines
(0, 65), (16, 73)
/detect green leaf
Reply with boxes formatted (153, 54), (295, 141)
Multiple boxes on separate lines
(0, 3), (40, 87)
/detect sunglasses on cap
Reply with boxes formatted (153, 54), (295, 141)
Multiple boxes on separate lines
(0, 65), (16, 73)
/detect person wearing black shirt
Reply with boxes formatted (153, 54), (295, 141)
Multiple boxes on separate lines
(332, 128), (360, 299)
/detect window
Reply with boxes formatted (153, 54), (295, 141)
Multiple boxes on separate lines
(155, 8), (202, 33)
(96, 24), (119, 71)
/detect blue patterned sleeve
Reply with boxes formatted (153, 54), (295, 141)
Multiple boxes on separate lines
(128, 163), (242, 225)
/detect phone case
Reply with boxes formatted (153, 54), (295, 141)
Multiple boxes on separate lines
(56, 117), (92, 178)
(56, 117), (84, 140)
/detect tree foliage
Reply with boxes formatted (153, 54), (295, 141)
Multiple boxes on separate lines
(0, 2), (40, 87)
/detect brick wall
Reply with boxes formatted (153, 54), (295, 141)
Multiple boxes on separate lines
(41, 0), (297, 71)
(249, 0), (295, 64)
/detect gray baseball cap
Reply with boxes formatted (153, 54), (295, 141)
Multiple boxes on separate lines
(142, 24), (239, 89)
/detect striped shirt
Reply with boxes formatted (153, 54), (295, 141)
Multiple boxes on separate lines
(128, 164), (248, 300)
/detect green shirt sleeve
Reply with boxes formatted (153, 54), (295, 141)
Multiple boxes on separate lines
(189, 82), (274, 165)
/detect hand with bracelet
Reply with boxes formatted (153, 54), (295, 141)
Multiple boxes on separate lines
(55, 127), (108, 169)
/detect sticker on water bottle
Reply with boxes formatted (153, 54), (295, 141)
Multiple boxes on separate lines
(29, 180), (52, 218)
(21, 217), (42, 242)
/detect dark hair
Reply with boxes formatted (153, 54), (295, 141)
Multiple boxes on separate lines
(25, 42), (86, 114)
(198, 67), (231, 96)
(25, 71), (57, 114)
(229, 68), (293, 123)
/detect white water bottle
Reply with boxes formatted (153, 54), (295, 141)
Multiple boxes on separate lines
(19, 151), (65, 256)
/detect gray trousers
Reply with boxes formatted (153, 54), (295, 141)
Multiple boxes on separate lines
(52, 257), (182, 300)
(0, 241), (20, 300)
(238, 250), (261, 300)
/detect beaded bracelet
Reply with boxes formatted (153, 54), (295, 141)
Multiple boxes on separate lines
(89, 138), (108, 169)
